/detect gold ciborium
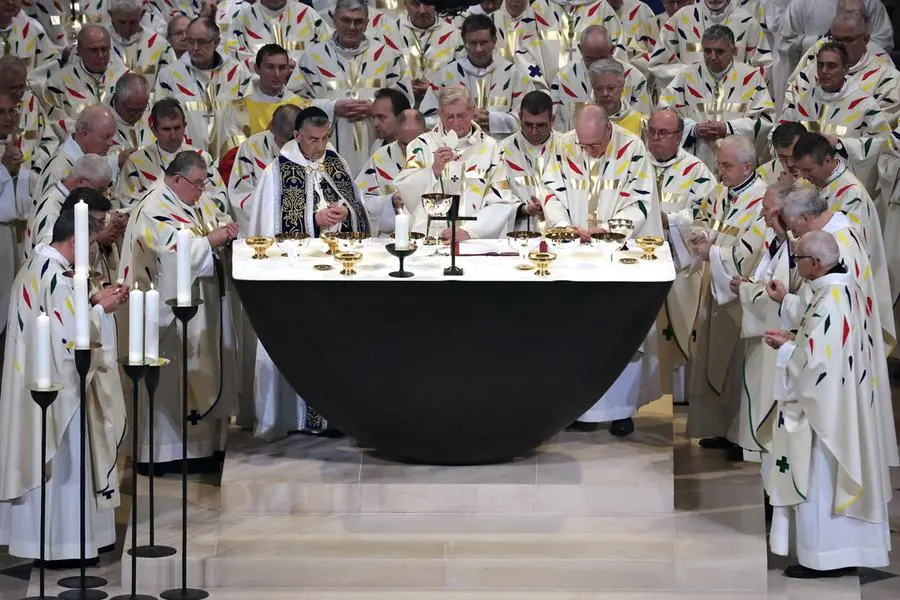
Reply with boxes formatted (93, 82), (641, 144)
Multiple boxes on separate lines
(246, 236), (275, 259)
(528, 250), (557, 276)
(635, 235), (664, 260)
(334, 250), (363, 276)
(320, 231), (340, 255)
(336, 231), (370, 253)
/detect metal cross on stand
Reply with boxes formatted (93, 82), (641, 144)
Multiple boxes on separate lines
(443, 194), (476, 276)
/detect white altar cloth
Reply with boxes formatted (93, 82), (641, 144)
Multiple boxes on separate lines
(231, 239), (676, 283)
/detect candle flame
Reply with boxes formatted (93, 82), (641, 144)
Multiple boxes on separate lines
(150, 282), (155, 291)
(133, 282), (139, 291)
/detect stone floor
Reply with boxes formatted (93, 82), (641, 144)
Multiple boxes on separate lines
(0, 396), (898, 598)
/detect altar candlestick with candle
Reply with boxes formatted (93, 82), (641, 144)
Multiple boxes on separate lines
(395, 214), (410, 250)
(74, 271), (89, 348)
(145, 284), (159, 362)
(176, 229), (191, 306)
(128, 285), (144, 364)
(35, 312), (51, 388)
(74, 200), (89, 274)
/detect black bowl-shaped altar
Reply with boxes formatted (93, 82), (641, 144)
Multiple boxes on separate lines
(234, 279), (671, 464)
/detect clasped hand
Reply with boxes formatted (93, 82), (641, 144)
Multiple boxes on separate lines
(91, 283), (129, 314)
(315, 204), (349, 227)
(688, 229), (711, 260)
(208, 222), (239, 248)
(335, 99), (373, 122)
(763, 329), (795, 349)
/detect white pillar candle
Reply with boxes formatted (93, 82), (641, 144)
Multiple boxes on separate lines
(74, 271), (90, 349)
(176, 229), (191, 306)
(74, 200), (90, 274)
(394, 214), (410, 250)
(144, 284), (159, 362)
(35, 312), (51, 389)
(128, 285), (144, 364)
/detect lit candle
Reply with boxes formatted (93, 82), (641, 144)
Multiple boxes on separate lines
(144, 284), (159, 362)
(74, 200), (89, 274)
(394, 214), (410, 250)
(35, 312), (51, 389)
(74, 272), (89, 349)
(176, 229), (191, 306)
(128, 284), (144, 364)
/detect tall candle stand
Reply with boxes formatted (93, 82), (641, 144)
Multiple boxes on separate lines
(160, 299), (208, 600)
(58, 346), (108, 600)
(23, 384), (63, 600)
(442, 195), (476, 277)
(110, 362), (157, 600)
(129, 358), (175, 559)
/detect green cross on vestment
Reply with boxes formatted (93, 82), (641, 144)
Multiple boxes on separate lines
(663, 324), (675, 340)
(776, 456), (790, 473)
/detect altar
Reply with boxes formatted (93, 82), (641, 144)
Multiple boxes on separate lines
(232, 237), (675, 465)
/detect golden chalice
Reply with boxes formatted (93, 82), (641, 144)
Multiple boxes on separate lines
(591, 231), (627, 262)
(334, 250), (363, 276)
(544, 227), (580, 253)
(507, 230), (541, 270)
(528, 250), (557, 276)
(246, 236), (275, 260)
(336, 231), (370, 253)
(320, 231), (340, 255)
(635, 235), (665, 260)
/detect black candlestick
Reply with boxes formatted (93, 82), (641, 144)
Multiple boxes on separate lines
(160, 300), (208, 600)
(385, 242), (418, 278)
(59, 346), (108, 600)
(129, 358), (175, 559)
(444, 195), (476, 277)
(110, 362), (157, 600)
(23, 384), (63, 600)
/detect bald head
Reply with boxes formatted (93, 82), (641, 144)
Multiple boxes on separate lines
(797, 230), (841, 277)
(397, 108), (426, 146)
(646, 109), (684, 161)
(649, 109), (682, 133)
(579, 25), (613, 66)
(0, 56), (27, 102)
(73, 105), (118, 156)
(77, 24), (112, 74)
(575, 104), (609, 134)
(574, 105), (611, 158)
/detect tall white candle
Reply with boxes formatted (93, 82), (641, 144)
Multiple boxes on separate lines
(144, 284), (159, 362)
(128, 285), (144, 364)
(74, 200), (90, 274)
(176, 229), (191, 306)
(35, 312), (51, 389)
(394, 214), (410, 250)
(74, 272), (90, 349)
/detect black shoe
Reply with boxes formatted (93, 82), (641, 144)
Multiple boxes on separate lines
(725, 442), (745, 462)
(566, 421), (600, 432)
(783, 564), (857, 579)
(610, 418), (635, 437)
(698, 436), (732, 449)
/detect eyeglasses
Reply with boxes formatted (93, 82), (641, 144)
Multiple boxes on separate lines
(180, 175), (210, 190)
(336, 17), (368, 28)
(0, 105), (20, 119)
(186, 38), (216, 48)
(830, 34), (862, 45)
(577, 141), (606, 150)
(646, 128), (681, 139)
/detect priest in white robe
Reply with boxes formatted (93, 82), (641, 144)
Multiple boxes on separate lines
(779, 43), (891, 194)
(758, 121), (806, 186)
(421, 13), (535, 141)
(786, 11), (900, 127)
(0, 0), (59, 91)
(686, 134), (768, 460)
(119, 151), (239, 471)
(394, 85), (514, 240)
(544, 104), (662, 435)
(764, 231), (892, 578)
(233, 45), (310, 140)
(0, 208), (128, 560)
(248, 107), (370, 439)
(108, 72), (152, 153)
(288, 0), (413, 176)
(498, 90), (561, 233)
(107, 0), (177, 87)
(647, 109), (718, 404)
(226, 0), (331, 69)
(357, 108), (426, 235)
(588, 59), (645, 137)
(657, 24), (776, 171)
(550, 24), (651, 132)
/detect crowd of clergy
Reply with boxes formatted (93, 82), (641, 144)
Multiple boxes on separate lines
(0, 0), (898, 584)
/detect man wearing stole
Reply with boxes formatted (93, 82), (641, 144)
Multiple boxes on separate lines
(249, 107), (368, 439)
(544, 105), (662, 435)
(0, 207), (128, 561)
(288, 0), (413, 176)
(357, 108), (425, 235)
(155, 17), (253, 160)
(109, 73), (152, 154)
(523, 0), (624, 87)
(498, 91), (560, 232)
(685, 135), (768, 461)
(235, 45), (310, 139)
(766, 190), (898, 473)
(379, 0), (460, 108)
(647, 109), (718, 404)
(657, 25), (775, 172)
(786, 11), (900, 128)
(422, 14), (534, 141)
(119, 151), (239, 472)
(764, 231), (892, 579)
(119, 98), (228, 214)
(230, 104), (303, 233)
(780, 43), (890, 194)
(550, 25), (651, 132)
(648, 0), (771, 91)
(589, 59), (645, 137)
(107, 0), (177, 87)
(0, 0), (59, 90)
(757, 121), (806, 187)
(43, 25), (130, 133)
(395, 85), (513, 240)
(227, 0), (331, 69)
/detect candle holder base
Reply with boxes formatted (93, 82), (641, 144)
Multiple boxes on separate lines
(58, 576), (107, 590)
(58, 587), (108, 600)
(22, 596), (60, 599)
(159, 589), (209, 600)
(129, 545), (177, 559)
(109, 595), (158, 600)
(443, 265), (464, 276)
(164, 299), (202, 322)
(385, 243), (417, 278)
